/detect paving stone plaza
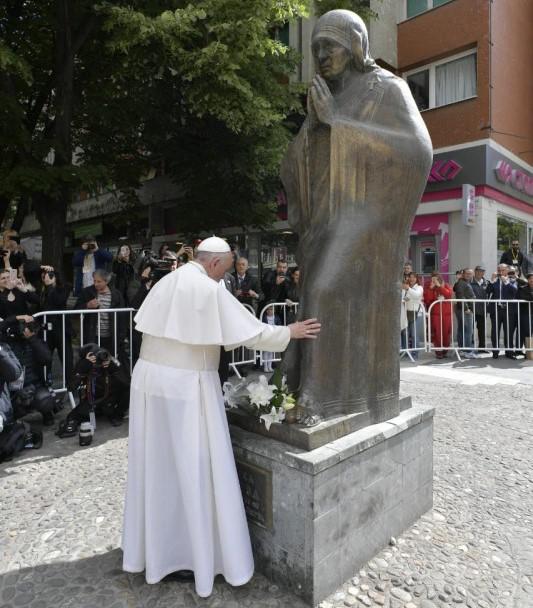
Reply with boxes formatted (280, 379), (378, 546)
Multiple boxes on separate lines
(1, 360), (532, 608)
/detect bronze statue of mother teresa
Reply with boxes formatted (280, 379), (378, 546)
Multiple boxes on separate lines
(281, 10), (432, 426)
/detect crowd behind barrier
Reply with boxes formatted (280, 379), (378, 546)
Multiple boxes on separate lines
(401, 298), (533, 361)
(1, 229), (532, 461)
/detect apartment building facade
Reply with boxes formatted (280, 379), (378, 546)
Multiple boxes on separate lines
(399, 0), (533, 275)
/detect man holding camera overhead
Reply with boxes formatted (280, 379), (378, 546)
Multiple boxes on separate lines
(73, 235), (113, 297)
(121, 236), (321, 598)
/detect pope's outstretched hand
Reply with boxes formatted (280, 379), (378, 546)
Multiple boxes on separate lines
(288, 318), (321, 340)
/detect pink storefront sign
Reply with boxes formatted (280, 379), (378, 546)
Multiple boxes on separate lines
(411, 213), (449, 274)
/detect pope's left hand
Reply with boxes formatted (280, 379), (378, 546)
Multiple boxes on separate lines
(289, 318), (321, 340)
(310, 75), (335, 125)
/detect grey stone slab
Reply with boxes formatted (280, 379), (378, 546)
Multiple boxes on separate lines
(403, 449), (434, 496)
(228, 408), (372, 450)
(314, 507), (340, 564)
(313, 550), (343, 606)
(339, 464), (403, 534)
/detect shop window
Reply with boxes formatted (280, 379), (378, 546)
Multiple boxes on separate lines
(406, 0), (453, 19)
(404, 50), (477, 111)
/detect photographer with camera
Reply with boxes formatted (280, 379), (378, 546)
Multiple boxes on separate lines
(0, 315), (57, 426)
(130, 250), (181, 364)
(112, 244), (136, 306)
(75, 269), (127, 364)
(73, 235), (113, 297)
(57, 343), (130, 443)
(0, 338), (44, 461)
(261, 259), (291, 307)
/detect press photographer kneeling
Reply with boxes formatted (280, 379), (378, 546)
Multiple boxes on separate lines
(57, 343), (130, 445)
(0, 315), (58, 426)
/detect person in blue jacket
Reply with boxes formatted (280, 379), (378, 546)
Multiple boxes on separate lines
(73, 236), (113, 297)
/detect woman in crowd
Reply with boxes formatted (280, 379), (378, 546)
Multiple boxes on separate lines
(39, 267), (74, 383)
(0, 269), (32, 319)
(402, 272), (425, 360)
(112, 244), (135, 306)
(0, 230), (27, 272)
(18, 260), (43, 315)
(424, 272), (453, 359)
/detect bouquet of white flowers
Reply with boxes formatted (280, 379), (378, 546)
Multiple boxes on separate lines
(223, 368), (296, 431)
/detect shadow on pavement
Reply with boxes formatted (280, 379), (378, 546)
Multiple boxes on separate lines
(0, 549), (308, 608)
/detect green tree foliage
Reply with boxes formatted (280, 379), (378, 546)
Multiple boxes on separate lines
(0, 0), (309, 269)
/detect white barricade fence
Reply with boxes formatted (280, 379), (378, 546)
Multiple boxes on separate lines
(400, 303), (428, 362)
(229, 303), (257, 378)
(31, 297), (532, 392)
(425, 298), (533, 360)
(33, 308), (136, 393)
(257, 301), (299, 368)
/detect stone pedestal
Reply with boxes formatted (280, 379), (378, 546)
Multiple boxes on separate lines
(230, 404), (434, 606)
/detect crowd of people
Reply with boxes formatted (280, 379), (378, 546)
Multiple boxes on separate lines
(1, 227), (531, 461)
(0, 232), (302, 461)
(401, 240), (533, 361)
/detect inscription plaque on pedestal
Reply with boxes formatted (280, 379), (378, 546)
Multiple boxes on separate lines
(236, 460), (273, 529)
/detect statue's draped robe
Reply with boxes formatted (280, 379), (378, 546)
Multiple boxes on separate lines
(281, 69), (432, 421)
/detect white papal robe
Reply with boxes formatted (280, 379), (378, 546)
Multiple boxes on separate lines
(121, 261), (290, 597)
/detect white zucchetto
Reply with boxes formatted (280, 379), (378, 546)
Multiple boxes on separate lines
(197, 236), (230, 254)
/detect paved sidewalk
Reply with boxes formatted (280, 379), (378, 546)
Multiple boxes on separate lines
(1, 371), (532, 607)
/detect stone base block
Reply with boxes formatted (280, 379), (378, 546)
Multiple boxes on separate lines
(230, 404), (434, 606)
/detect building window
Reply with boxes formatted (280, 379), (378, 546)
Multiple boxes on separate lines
(405, 50), (476, 111)
(407, 69), (430, 110)
(406, 0), (453, 18)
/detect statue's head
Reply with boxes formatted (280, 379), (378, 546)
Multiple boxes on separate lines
(311, 10), (376, 81)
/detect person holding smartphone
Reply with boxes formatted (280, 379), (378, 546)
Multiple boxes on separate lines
(0, 230), (27, 272)
(73, 235), (113, 296)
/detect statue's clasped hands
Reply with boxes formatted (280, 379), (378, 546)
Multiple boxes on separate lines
(309, 75), (335, 126)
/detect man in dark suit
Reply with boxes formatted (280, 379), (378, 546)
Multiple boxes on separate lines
(233, 257), (262, 313)
(487, 264), (518, 358)
(471, 265), (489, 350)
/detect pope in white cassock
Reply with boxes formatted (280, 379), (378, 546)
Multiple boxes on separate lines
(121, 236), (320, 598)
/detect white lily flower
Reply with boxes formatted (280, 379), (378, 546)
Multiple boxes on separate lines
(259, 406), (285, 431)
(246, 375), (276, 407)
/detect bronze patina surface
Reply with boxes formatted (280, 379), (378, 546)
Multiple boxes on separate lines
(281, 10), (432, 426)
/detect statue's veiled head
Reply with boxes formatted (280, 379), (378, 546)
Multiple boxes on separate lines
(311, 10), (376, 81)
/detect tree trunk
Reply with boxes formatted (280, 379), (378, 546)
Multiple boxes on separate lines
(35, 193), (67, 276)
(0, 196), (12, 229)
(11, 197), (29, 233)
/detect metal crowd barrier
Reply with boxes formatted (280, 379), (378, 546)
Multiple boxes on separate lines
(33, 308), (136, 392)
(229, 301), (300, 376)
(426, 298), (533, 361)
(229, 303), (257, 378)
(257, 301), (299, 368)
(31, 297), (532, 393)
